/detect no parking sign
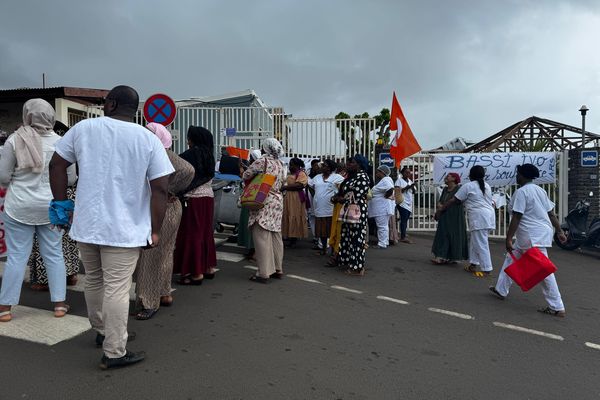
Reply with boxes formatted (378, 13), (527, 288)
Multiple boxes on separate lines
(143, 93), (177, 126)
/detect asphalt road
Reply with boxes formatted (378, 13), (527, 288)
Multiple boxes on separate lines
(1, 233), (600, 400)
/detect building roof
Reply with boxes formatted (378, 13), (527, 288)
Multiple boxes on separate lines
(0, 86), (108, 104)
(464, 116), (600, 152)
(427, 137), (476, 153)
(177, 89), (268, 108)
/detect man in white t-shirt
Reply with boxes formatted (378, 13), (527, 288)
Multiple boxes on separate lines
(395, 166), (416, 243)
(49, 86), (174, 369)
(489, 164), (567, 317)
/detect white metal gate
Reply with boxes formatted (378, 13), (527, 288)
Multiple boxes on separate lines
(284, 117), (377, 167)
(400, 151), (568, 239)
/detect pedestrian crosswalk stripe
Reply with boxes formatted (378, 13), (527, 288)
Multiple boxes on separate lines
(0, 305), (91, 346)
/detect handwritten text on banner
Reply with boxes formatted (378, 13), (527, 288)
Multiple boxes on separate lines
(433, 152), (556, 187)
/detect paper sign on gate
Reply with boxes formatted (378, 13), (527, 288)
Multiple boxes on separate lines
(433, 152), (556, 187)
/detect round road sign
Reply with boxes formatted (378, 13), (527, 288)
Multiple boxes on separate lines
(143, 93), (177, 126)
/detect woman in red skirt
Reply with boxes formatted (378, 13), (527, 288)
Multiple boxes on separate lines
(174, 126), (217, 285)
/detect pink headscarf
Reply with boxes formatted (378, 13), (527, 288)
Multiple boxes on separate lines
(146, 122), (172, 149)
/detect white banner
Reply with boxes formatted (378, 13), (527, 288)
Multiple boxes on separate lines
(433, 152), (556, 187)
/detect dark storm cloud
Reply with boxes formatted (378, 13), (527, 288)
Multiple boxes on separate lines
(1, 0), (599, 148)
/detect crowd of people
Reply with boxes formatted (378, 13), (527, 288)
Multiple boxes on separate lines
(0, 85), (568, 371)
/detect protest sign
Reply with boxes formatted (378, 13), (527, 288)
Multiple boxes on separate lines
(433, 152), (556, 187)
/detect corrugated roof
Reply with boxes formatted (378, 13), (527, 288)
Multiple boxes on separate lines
(0, 86), (108, 104)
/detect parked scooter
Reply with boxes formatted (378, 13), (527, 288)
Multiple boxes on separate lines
(555, 192), (600, 251)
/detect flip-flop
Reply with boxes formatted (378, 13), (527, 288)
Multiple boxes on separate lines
(537, 306), (566, 318)
(344, 269), (365, 276)
(135, 308), (158, 320)
(431, 258), (449, 265)
(249, 275), (269, 284)
(0, 310), (12, 322)
(270, 271), (284, 279)
(54, 305), (70, 318)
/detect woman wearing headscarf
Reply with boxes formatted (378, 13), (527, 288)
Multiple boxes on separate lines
(281, 157), (309, 247)
(368, 165), (395, 249)
(237, 149), (262, 260)
(173, 126), (217, 285)
(242, 138), (287, 283)
(332, 154), (371, 276)
(309, 159), (344, 255)
(437, 165), (495, 276)
(0, 99), (77, 322)
(431, 172), (468, 264)
(134, 123), (194, 319)
(326, 163), (347, 267)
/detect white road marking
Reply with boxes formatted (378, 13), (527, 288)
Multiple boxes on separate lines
(0, 305), (91, 346)
(376, 295), (409, 305)
(493, 322), (564, 341)
(287, 275), (323, 284)
(585, 342), (600, 350)
(243, 265), (258, 271)
(428, 308), (474, 320)
(330, 285), (363, 294)
(217, 252), (245, 262)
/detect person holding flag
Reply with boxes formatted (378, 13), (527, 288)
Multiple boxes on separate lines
(388, 92), (422, 243)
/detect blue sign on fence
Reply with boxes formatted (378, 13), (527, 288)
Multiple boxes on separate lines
(582, 150), (598, 167)
(225, 127), (236, 137)
(379, 152), (395, 168)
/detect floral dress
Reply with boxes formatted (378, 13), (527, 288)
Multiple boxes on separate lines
(338, 171), (370, 271)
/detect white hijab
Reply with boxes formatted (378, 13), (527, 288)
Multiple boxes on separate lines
(14, 99), (55, 173)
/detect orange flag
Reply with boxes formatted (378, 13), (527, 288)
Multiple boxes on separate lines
(389, 92), (421, 167)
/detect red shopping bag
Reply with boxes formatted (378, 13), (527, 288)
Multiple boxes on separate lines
(504, 247), (558, 292)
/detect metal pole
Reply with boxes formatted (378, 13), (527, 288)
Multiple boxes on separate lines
(580, 105), (589, 148)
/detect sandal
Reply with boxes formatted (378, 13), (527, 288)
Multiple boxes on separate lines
(204, 273), (216, 280)
(0, 310), (12, 322)
(135, 308), (158, 320)
(270, 271), (284, 279)
(431, 258), (449, 265)
(325, 257), (338, 268)
(488, 286), (505, 300)
(344, 269), (364, 276)
(54, 305), (70, 318)
(249, 275), (269, 284)
(537, 306), (566, 318)
(178, 276), (203, 286)
(160, 296), (173, 307)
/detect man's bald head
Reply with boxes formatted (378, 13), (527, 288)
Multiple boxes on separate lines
(104, 85), (140, 119)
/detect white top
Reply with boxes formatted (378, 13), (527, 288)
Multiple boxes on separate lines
(395, 177), (413, 211)
(368, 176), (395, 217)
(454, 180), (496, 231)
(55, 117), (174, 247)
(0, 132), (77, 224)
(309, 173), (344, 217)
(510, 183), (555, 248)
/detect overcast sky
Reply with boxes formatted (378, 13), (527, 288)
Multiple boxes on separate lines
(2, 0), (599, 148)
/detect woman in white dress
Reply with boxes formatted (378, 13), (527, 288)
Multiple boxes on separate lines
(437, 165), (495, 276)
(368, 165), (395, 249)
(308, 159), (344, 254)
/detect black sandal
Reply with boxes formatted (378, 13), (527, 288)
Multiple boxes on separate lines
(537, 306), (566, 317)
(178, 276), (203, 285)
(135, 308), (158, 320)
(204, 273), (216, 280)
(270, 271), (283, 279)
(249, 275), (269, 284)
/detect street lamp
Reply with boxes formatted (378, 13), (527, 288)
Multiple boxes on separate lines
(580, 105), (589, 148)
